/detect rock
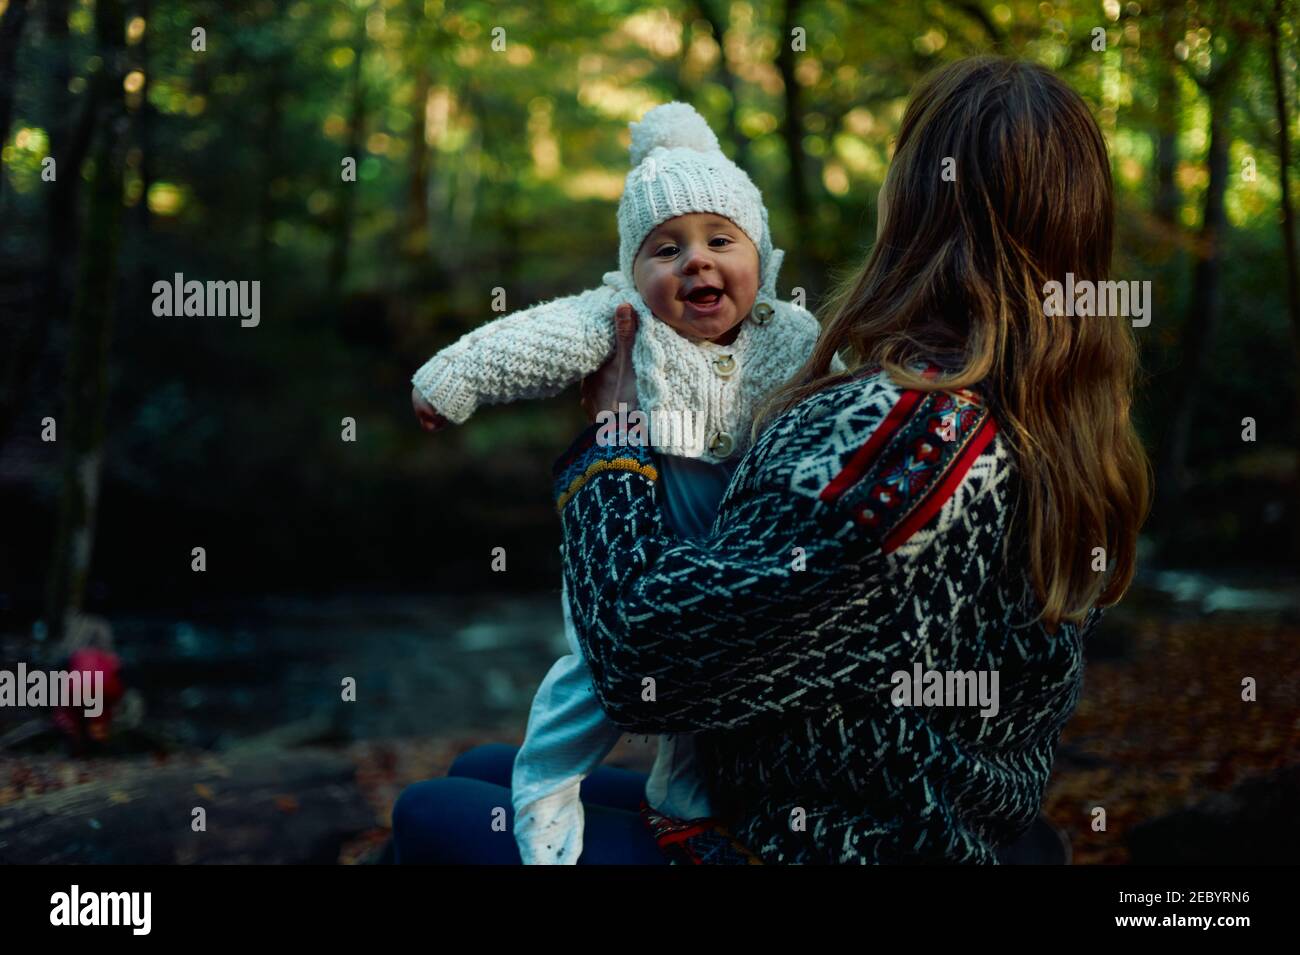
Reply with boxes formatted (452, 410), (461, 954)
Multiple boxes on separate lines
(1126, 765), (1300, 864)
(0, 747), (373, 863)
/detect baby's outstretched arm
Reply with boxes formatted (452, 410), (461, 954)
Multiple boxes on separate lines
(410, 282), (624, 428)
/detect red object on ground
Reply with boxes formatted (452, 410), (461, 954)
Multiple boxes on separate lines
(52, 647), (125, 744)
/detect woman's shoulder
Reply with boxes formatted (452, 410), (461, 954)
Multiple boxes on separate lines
(744, 361), (1015, 552)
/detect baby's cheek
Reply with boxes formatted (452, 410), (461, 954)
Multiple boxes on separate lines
(732, 267), (760, 310)
(643, 278), (678, 314)
(732, 260), (760, 293)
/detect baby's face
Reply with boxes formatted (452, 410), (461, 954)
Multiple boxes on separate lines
(632, 213), (760, 346)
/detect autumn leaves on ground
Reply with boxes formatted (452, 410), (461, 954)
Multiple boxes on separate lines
(1042, 611), (1299, 864)
(1, 598), (1295, 864)
(343, 609), (1300, 865)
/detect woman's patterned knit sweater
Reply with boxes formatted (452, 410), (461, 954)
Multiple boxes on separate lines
(552, 363), (1102, 864)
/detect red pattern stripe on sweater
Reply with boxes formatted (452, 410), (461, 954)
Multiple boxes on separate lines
(882, 412), (997, 553)
(819, 364), (943, 505)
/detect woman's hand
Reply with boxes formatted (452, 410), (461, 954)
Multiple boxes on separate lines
(579, 303), (640, 423)
(412, 388), (450, 433)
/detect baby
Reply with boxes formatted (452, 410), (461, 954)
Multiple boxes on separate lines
(410, 102), (842, 864)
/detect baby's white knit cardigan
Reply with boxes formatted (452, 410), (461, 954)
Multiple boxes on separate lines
(411, 272), (843, 462)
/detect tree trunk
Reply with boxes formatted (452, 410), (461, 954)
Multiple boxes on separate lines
(0, 0), (31, 214)
(329, 8), (367, 292)
(404, 65), (431, 266)
(45, 0), (127, 644)
(1155, 76), (1233, 532)
(1268, 0), (1300, 559)
(257, 75), (284, 262)
(697, 0), (747, 169)
(0, 0), (79, 452)
(256, 2), (286, 263)
(0, 0), (35, 448)
(673, 5), (691, 103)
(1152, 10), (1181, 230)
(133, 0), (153, 236)
(444, 96), (481, 273)
(776, 0), (809, 290)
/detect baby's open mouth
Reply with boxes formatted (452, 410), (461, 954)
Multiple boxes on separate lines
(685, 287), (724, 306)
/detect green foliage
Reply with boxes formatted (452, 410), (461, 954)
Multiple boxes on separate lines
(1, 0), (1297, 581)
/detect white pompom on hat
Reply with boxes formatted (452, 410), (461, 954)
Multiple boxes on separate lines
(617, 101), (785, 315)
(628, 101), (721, 165)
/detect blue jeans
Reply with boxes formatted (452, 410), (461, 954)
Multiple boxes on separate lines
(387, 744), (1068, 864)
(389, 743), (670, 864)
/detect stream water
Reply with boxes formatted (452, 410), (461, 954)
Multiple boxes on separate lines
(3, 591), (569, 750)
(2, 568), (1295, 751)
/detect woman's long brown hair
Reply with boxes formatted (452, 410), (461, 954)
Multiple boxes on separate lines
(753, 56), (1152, 630)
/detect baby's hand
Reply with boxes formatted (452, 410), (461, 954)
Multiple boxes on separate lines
(412, 388), (451, 433)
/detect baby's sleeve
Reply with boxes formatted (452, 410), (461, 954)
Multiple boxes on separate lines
(411, 284), (620, 424)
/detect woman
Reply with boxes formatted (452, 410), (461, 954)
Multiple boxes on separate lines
(391, 55), (1151, 864)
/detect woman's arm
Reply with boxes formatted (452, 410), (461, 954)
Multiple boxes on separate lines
(553, 370), (1000, 734)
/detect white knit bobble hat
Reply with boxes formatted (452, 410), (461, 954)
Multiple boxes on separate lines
(617, 102), (785, 315)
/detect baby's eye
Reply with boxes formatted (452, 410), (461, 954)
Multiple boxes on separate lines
(654, 244), (679, 257)
(710, 236), (733, 247)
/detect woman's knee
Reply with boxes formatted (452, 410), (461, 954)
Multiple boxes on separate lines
(391, 778), (446, 839)
(447, 742), (518, 782)
(390, 777), (483, 864)
(390, 776), (521, 864)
